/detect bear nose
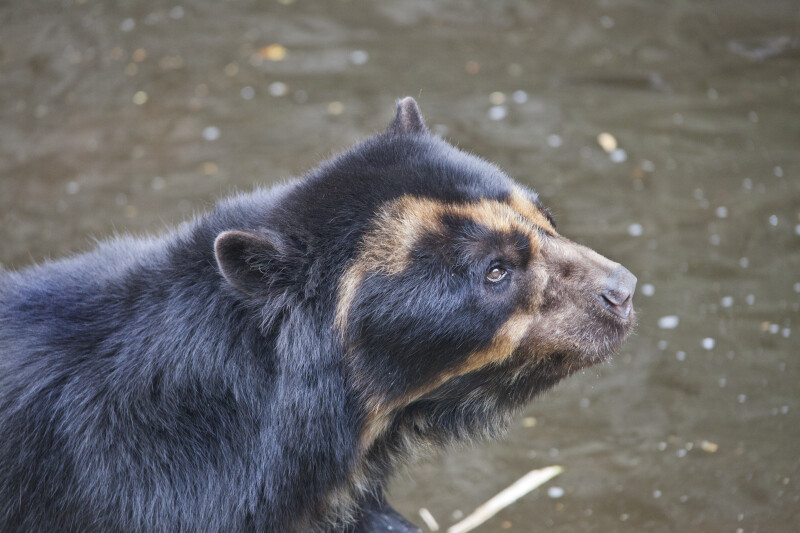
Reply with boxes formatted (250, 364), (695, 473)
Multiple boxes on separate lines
(600, 265), (637, 319)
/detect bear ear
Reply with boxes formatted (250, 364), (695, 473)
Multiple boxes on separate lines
(387, 96), (427, 135)
(214, 229), (291, 297)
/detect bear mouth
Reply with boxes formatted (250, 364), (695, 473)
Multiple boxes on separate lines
(509, 305), (636, 373)
(577, 309), (636, 365)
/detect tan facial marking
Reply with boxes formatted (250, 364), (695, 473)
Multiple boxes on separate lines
(358, 311), (536, 448)
(457, 312), (536, 374)
(508, 187), (557, 234)
(335, 194), (549, 332)
(335, 193), (555, 449)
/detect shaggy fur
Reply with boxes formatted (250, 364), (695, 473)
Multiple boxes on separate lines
(0, 98), (635, 532)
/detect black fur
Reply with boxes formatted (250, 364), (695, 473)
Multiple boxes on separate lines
(0, 98), (626, 532)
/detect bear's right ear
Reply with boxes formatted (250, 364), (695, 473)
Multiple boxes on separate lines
(386, 96), (427, 135)
(214, 229), (291, 297)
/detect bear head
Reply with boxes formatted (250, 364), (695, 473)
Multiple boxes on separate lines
(214, 97), (637, 454)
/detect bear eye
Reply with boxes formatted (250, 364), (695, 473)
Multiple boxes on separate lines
(486, 266), (508, 283)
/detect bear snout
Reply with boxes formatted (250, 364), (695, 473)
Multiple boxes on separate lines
(600, 265), (637, 320)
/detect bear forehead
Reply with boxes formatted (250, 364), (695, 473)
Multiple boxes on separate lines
(305, 132), (554, 225)
(334, 187), (556, 333)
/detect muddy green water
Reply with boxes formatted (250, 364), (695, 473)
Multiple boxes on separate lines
(1, 1), (799, 531)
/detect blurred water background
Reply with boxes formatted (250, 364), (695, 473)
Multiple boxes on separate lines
(1, 1), (799, 531)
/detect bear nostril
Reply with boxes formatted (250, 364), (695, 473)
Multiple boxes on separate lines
(600, 266), (637, 319)
(601, 292), (632, 319)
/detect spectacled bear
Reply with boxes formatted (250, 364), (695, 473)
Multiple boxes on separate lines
(0, 97), (636, 532)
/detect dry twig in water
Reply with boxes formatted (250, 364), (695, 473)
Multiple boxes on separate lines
(447, 465), (563, 533)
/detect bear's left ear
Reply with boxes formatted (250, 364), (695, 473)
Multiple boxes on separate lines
(387, 96), (427, 135)
(214, 229), (295, 298)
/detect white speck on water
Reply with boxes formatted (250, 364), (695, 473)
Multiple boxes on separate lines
(641, 159), (655, 172)
(642, 283), (655, 296)
(600, 15), (615, 28)
(658, 340), (668, 350)
(718, 377), (727, 388)
(268, 82), (288, 97)
(746, 294), (755, 305)
(452, 510), (463, 520)
(610, 148), (627, 163)
(547, 487), (565, 499)
(693, 188), (704, 200)
(710, 234), (721, 246)
(770, 323), (780, 334)
(628, 223), (643, 237)
(707, 88), (719, 100)
(794, 282), (800, 293)
(781, 405), (789, 414)
(748, 111), (759, 123)
(202, 126), (220, 141)
(679, 494), (689, 503)
(132, 91), (148, 105)
(702, 337), (715, 350)
(597, 133), (617, 153)
(580, 397), (590, 408)
(676, 351), (686, 361)
(653, 490), (662, 499)
(739, 257), (749, 268)
(620, 513), (630, 522)
(658, 315), (679, 329)
(547, 134), (563, 148)
(769, 215), (778, 226)
(657, 441), (667, 451)
(240, 86), (255, 100)
(489, 92), (506, 105)
(677, 449), (687, 458)
(120, 18), (135, 32)
(794, 224), (800, 236)
(512, 90), (528, 104)
(348, 50), (369, 65)
(773, 166), (783, 177)
(721, 296), (734, 308)
(169, 6), (185, 20)
(716, 206), (728, 218)
(742, 178), (752, 190)
(66, 181), (80, 195)
(549, 448), (559, 457)
(738, 394), (747, 403)
(151, 176), (165, 190)
(783, 328), (791, 338)
(488, 105), (507, 120)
